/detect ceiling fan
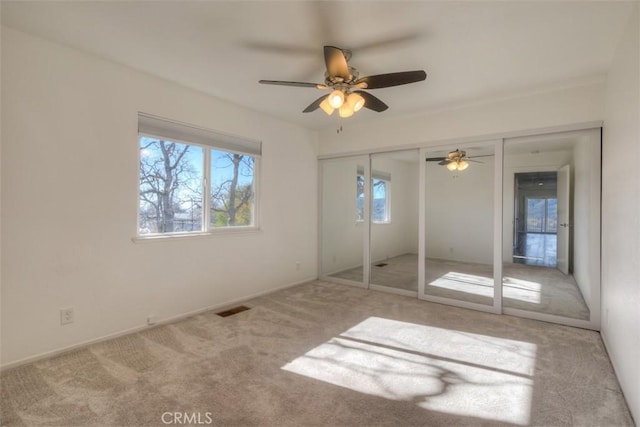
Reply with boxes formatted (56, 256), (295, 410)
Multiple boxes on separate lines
(426, 149), (492, 171)
(258, 46), (427, 118)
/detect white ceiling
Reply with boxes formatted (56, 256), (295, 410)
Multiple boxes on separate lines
(1, 1), (634, 130)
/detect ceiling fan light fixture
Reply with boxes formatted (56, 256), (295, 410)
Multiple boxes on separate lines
(457, 160), (469, 171)
(338, 103), (354, 118)
(328, 90), (345, 109)
(319, 98), (335, 115)
(446, 162), (458, 171)
(347, 92), (365, 112)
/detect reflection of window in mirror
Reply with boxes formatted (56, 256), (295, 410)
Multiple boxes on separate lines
(356, 174), (365, 221)
(356, 168), (391, 223)
(372, 178), (390, 223)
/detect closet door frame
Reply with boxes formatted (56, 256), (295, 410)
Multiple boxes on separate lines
(318, 122), (601, 331)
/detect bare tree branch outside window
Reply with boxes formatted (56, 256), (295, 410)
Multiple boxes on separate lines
(139, 138), (202, 233)
(356, 174), (389, 222)
(210, 151), (255, 227)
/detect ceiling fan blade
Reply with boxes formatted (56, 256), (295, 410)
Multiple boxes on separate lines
(468, 159), (484, 164)
(437, 160), (449, 166)
(243, 41), (317, 56)
(324, 46), (350, 79)
(356, 70), (427, 89)
(259, 80), (327, 89)
(302, 95), (328, 113)
(353, 32), (421, 53)
(425, 157), (446, 162)
(354, 91), (388, 112)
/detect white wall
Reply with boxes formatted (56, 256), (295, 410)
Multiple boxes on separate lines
(0, 28), (319, 366)
(318, 82), (604, 155)
(602, 5), (640, 422)
(571, 131), (601, 311)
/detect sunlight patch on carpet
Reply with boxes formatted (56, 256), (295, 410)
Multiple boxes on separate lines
(428, 271), (543, 304)
(428, 271), (494, 297)
(503, 276), (542, 304)
(282, 317), (536, 425)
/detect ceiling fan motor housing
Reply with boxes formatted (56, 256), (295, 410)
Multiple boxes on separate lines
(448, 149), (467, 161)
(325, 66), (359, 86)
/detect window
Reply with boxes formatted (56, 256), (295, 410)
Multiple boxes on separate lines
(525, 198), (557, 233)
(356, 167), (391, 223)
(137, 114), (260, 236)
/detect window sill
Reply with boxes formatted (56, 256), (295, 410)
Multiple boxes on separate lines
(132, 227), (262, 243)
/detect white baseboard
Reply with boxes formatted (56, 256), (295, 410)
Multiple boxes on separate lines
(0, 277), (317, 371)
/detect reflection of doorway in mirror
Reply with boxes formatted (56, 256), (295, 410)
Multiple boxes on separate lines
(513, 171), (559, 269)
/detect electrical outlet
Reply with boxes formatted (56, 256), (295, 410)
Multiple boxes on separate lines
(60, 308), (74, 325)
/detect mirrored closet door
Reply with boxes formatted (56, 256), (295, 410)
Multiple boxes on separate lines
(320, 156), (368, 287)
(502, 129), (601, 324)
(369, 150), (420, 295)
(421, 144), (497, 310)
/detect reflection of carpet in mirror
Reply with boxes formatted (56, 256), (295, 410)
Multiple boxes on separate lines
(329, 254), (589, 320)
(330, 254), (419, 291)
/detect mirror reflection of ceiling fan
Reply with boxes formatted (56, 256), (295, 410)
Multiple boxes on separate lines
(259, 46), (427, 118)
(425, 149), (493, 172)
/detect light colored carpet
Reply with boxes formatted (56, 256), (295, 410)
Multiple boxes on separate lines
(1, 281), (631, 426)
(330, 255), (590, 320)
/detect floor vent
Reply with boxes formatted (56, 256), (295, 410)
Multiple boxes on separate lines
(216, 305), (251, 317)
(375, 263), (388, 267)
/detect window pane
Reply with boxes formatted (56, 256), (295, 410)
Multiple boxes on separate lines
(210, 150), (255, 227)
(546, 198), (558, 233)
(139, 137), (203, 234)
(356, 175), (365, 221)
(372, 179), (389, 222)
(356, 176), (390, 223)
(526, 198), (545, 232)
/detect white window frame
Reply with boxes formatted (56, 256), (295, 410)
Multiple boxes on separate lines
(135, 113), (261, 240)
